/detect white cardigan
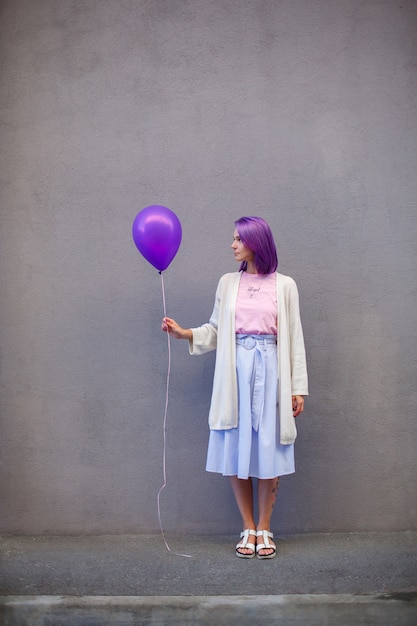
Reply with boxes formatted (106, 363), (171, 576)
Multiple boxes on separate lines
(189, 271), (308, 445)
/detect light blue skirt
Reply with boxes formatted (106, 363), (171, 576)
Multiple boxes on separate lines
(206, 334), (295, 479)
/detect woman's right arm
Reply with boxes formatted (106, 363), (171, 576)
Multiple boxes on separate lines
(161, 274), (225, 352)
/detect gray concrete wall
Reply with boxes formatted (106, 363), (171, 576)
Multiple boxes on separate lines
(1, 0), (416, 535)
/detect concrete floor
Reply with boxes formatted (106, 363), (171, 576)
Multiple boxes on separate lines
(1, 531), (416, 624)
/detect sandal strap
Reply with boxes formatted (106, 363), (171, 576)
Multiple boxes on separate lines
(256, 530), (273, 539)
(236, 528), (257, 549)
(256, 530), (275, 552)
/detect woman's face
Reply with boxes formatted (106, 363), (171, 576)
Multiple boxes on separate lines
(231, 229), (254, 264)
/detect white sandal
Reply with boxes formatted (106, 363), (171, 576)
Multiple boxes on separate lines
(256, 530), (276, 559)
(235, 529), (257, 559)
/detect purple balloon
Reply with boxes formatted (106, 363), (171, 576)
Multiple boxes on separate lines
(132, 205), (182, 272)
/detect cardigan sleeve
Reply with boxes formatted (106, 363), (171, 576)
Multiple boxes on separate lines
(288, 279), (309, 396)
(188, 323), (217, 355)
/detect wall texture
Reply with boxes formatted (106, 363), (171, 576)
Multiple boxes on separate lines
(1, 0), (416, 535)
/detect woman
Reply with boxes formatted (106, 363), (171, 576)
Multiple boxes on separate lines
(162, 216), (308, 559)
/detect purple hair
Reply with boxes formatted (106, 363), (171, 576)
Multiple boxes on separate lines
(234, 216), (278, 274)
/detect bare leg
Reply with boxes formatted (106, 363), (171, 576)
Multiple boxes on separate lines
(230, 476), (256, 556)
(257, 477), (280, 557)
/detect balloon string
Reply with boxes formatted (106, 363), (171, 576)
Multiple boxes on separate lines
(157, 271), (192, 558)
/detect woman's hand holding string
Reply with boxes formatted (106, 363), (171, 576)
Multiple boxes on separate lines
(161, 317), (192, 341)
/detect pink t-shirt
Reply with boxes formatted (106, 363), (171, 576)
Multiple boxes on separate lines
(235, 272), (277, 335)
